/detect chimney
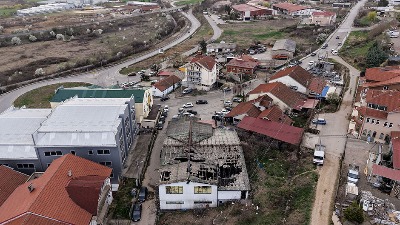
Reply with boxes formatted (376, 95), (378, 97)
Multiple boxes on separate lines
(28, 183), (35, 193)
(68, 170), (72, 177)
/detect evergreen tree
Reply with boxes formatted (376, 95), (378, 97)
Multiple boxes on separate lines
(365, 41), (388, 68)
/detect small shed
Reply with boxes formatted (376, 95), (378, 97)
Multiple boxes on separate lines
(271, 39), (296, 59)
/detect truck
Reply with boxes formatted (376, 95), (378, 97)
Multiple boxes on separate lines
(313, 144), (326, 165)
(347, 164), (360, 184)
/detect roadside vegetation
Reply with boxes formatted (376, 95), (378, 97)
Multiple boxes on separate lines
(175, 0), (203, 6)
(354, 10), (379, 27)
(108, 178), (138, 220)
(13, 82), (91, 108)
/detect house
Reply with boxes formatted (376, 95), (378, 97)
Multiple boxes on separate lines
(309, 11), (336, 26)
(257, 105), (293, 125)
(158, 70), (175, 77)
(226, 55), (260, 75)
(225, 101), (262, 124)
(206, 42), (237, 55)
(158, 119), (250, 210)
(362, 66), (400, 90)
(151, 75), (181, 97)
(269, 66), (312, 94)
(271, 39), (296, 59)
(182, 55), (218, 91)
(307, 77), (328, 97)
(355, 89), (400, 143)
(0, 166), (28, 207)
(231, 4), (272, 20)
(238, 116), (304, 145)
(0, 97), (137, 188)
(247, 82), (307, 112)
(272, 2), (312, 16)
(50, 87), (153, 123)
(0, 154), (112, 225)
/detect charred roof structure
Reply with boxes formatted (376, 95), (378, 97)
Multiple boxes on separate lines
(159, 118), (250, 191)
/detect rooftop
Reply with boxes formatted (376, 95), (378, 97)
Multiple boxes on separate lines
(50, 87), (146, 103)
(190, 55), (216, 71)
(272, 39), (296, 52)
(207, 42), (237, 49)
(159, 119), (250, 191)
(308, 77), (327, 94)
(257, 105), (293, 125)
(372, 164), (400, 182)
(0, 166), (28, 207)
(312, 11), (336, 17)
(238, 116), (304, 145)
(357, 106), (388, 119)
(270, 66), (312, 88)
(365, 66), (400, 82)
(232, 4), (263, 12)
(153, 75), (182, 92)
(227, 55), (259, 69)
(225, 101), (261, 118)
(0, 154), (111, 225)
(365, 89), (400, 113)
(273, 2), (309, 13)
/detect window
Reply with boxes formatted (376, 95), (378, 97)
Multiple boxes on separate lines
(384, 122), (388, 127)
(0, 164), (9, 167)
(194, 186), (212, 194)
(97, 149), (110, 155)
(379, 133), (384, 139)
(366, 118), (370, 123)
(88, 150), (93, 155)
(376, 120), (380, 125)
(70, 151), (76, 155)
(371, 119), (375, 124)
(166, 186), (183, 194)
(47, 163), (51, 168)
(389, 123), (393, 128)
(17, 164), (34, 169)
(373, 131), (377, 138)
(44, 151), (62, 156)
(110, 173), (114, 178)
(166, 201), (184, 204)
(194, 201), (212, 204)
(359, 115), (364, 121)
(383, 86), (389, 90)
(100, 161), (112, 167)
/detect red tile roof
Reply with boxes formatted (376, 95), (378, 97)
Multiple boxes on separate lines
(153, 75), (182, 92)
(392, 131), (400, 170)
(363, 75), (400, 88)
(225, 101), (261, 117)
(308, 77), (327, 94)
(232, 4), (262, 12)
(357, 106), (388, 119)
(238, 116), (304, 145)
(366, 90), (400, 112)
(257, 105), (293, 125)
(270, 66), (313, 89)
(227, 55), (259, 69)
(191, 55), (216, 71)
(273, 2), (308, 13)
(0, 154), (112, 225)
(365, 66), (400, 82)
(248, 82), (306, 110)
(372, 164), (400, 181)
(158, 70), (175, 76)
(312, 11), (336, 17)
(0, 166), (28, 207)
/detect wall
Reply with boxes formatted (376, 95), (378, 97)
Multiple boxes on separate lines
(217, 190), (242, 203)
(159, 181), (218, 210)
(369, 83), (400, 91)
(269, 76), (306, 94)
(271, 49), (294, 58)
(226, 65), (254, 75)
(360, 113), (400, 143)
(247, 93), (289, 112)
(184, 62), (217, 91)
(0, 159), (43, 175)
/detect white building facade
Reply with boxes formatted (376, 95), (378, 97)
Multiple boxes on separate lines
(183, 56), (217, 91)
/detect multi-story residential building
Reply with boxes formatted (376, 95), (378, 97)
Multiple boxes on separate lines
(309, 11), (336, 26)
(206, 42), (237, 55)
(0, 154), (113, 225)
(272, 2), (313, 16)
(182, 55), (218, 91)
(226, 55), (260, 76)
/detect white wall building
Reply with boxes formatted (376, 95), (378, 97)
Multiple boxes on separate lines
(182, 55), (218, 91)
(151, 75), (181, 97)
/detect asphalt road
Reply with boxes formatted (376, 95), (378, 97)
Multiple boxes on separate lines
(0, 9), (201, 113)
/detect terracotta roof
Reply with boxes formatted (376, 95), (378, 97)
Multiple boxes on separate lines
(365, 66), (400, 82)
(363, 75), (400, 88)
(251, 95), (273, 107)
(257, 105), (293, 125)
(273, 2), (308, 13)
(366, 90), (400, 112)
(357, 106), (388, 119)
(153, 75), (182, 92)
(238, 116), (304, 145)
(308, 77), (327, 94)
(270, 66), (312, 89)
(0, 166), (28, 207)
(312, 11), (336, 17)
(248, 82), (306, 110)
(372, 164), (400, 181)
(391, 131), (400, 170)
(191, 55), (216, 71)
(232, 4), (262, 12)
(158, 70), (174, 76)
(0, 154), (112, 225)
(227, 55), (259, 69)
(225, 101), (261, 117)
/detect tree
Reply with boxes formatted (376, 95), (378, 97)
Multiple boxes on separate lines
(344, 201), (364, 224)
(224, 5), (231, 15)
(11, 37), (21, 45)
(366, 41), (388, 68)
(199, 39), (207, 53)
(35, 68), (45, 76)
(0, 26), (3, 33)
(327, 92), (340, 105)
(316, 33), (328, 44)
(56, 34), (64, 41)
(378, 0), (389, 7)
(367, 11), (377, 21)
(28, 35), (37, 42)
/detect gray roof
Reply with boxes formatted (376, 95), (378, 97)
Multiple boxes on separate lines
(35, 98), (130, 147)
(160, 121), (250, 191)
(0, 108), (51, 159)
(272, 39), (296, 52)
(207, 42), (237, 50)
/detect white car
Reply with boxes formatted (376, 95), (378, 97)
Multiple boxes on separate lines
(183, 102), (194, 108)
(221, 109), (230, 114)
(308, 61), (314, 66)
(332, 50), (338, 55)
(164, 105), (169, 112)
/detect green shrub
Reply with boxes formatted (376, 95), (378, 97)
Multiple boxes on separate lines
(344, 201), (364, 224)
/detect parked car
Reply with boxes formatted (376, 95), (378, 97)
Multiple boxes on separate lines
(232, 97), (242, 103)
(138, 187), (148, 203)
(178, 107), (185, 113)
(337, 42), (342, 46)
(312, 118), (327, 125)
(131, 203), (142, 222)
(156, 122), (164, 130)
(183, 102), (194, 108)
(308, 61), (314, 66)
(182, 88), (193, 94)
(332, 50), (338, 55)
(163, 105), (169, 112)
(187, 109), (197, 115)
(196, 99), (208, 104)
(311, 52), (317, 56)
(172, 115), (180, 120)
(224, 106), (233, 111)
(160, 96), (170, 101)
(224, 101), (232, 107)
(223, 87), (232, 92)
(321, 43), (328, 49)
(212, 115), (223, 121)
(336, 35), (340, 39)
(221, 109), (230, 114)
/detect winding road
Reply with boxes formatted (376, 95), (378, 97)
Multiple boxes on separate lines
(0, 8), (201, 113)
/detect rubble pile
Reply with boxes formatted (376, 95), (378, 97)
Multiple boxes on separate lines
(361, 191), (400, 225)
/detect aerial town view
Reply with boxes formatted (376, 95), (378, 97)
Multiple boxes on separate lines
(2, 0), (400, 224)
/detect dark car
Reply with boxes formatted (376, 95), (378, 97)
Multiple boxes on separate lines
(160, 96), (170, 101)
(138, 186), (148, 202)
(156, 122), (164, 130)
(182, 88), (193, 94)
(187, 109), (198, 115)
(311, 52), (316, 56)
(223, 87), (232, 92)
(131, 203), (142, 222)
(196, 100), (208, 104)
(379, 183), (392, 194)
(212, 115), (223, 121)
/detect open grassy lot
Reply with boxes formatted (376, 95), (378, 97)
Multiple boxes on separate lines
(13, 82), (91, 108)
(158, 132), (317, 225)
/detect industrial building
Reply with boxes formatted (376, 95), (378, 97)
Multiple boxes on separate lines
(17, 3), (76, 16)
(159, 118), (250, 210)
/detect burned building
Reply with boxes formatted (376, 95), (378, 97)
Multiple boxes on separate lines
(158, 118), (250, 210)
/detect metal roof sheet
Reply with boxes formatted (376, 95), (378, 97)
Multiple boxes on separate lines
(50, 88), (145, 103)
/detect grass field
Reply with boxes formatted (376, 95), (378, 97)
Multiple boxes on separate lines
(175, 0), (203, 5)
(14, 82), (91, 108)
(0, 8), (17, 17)
(339, 31), (375, 70)
(219, 28), (285, 46)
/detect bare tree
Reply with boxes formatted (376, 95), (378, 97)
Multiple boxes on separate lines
(11, 37), (21, 45)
